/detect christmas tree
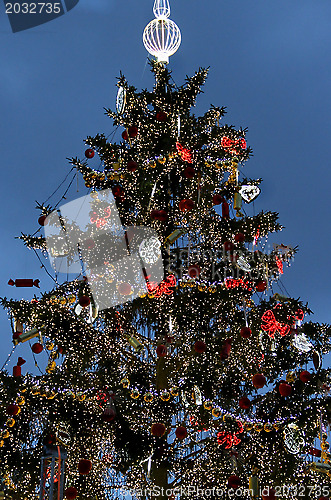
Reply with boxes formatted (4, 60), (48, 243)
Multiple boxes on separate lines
(0, 2), (331, 499)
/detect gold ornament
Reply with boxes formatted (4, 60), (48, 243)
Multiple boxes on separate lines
(244, 422), (253, 432)
(77, 392), (86, 402)
(149, 162), (157, 168)
(130, 389), (140, 400)
(31, 386), (40, 396)
(158, 157), (166, 164)
(233, 192), (243, 217)
(16, 396), (25, 406)
(208, 285), (217, 293)
(67, 294), (76, 304)
(58, 296), (67, 306)
(121, 378), (130, 389)
(46, 361), (56, 373)
(144, 392), (154, 403)
(170, 387), (179, 397)
(160, 391), (171, 402)
(46, 391), (56, 400)
(273, 422), (282, 431)
(203, 400), (213, 411)
(212, 407), (221, 418)
(286, 371), (296, 383)
(6, 418), (15, 428)
(264, 423), (273, 433)
(254, 422), (264, 432)
(0, 440), (4, 448)
(2, 430), (10, 439)
(46, 342), (55, 351)
(198, 284), (207, 292)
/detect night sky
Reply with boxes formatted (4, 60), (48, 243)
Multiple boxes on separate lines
(1, 0), (331, 372)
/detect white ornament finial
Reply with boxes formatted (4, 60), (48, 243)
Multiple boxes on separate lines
(153, 0), (170, 19)
(143, 0), (181, 64)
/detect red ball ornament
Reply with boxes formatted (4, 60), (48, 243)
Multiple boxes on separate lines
(127, 160), (138, 172)
(188, 264), (201, 278)
(102, 407), (116, 423)
(65, 487), (78, 500)
(79, 296), (91, 308)
(239, 396), (251, 410)
(150, 209), (160, 220)
(38, 215), (48, 226)
(175, 426), (187, 440)
(212, 194), (224, 205)
(184, 199), (195, 210)
(227, 475), (241, 489)
(299, 370), (312, 383)
(256, 280), (267, 292)
(156, 111), (167, 122)
(85, 148), (95, 159)
(31, 342), (43, 354)
(318, 497), (329, 500)
(261, 487), (276, 500)
(223, 241), (234, 252)
(122, 130), (128, 141)
(6, 404), (19, 416)
(252, 374), (266, 389)
(279, 382), (292, 397)
(78, 459), (92, 475)
(157, 210), (168, 222)
(240, 327), (251, 339)
(235, 233), (245, 243)
(118, 283), (132, 296)
(194, 340), (206, 353)
(184, 166), (196, 179)
(128, 126), (138, 138)
(151, 423), (166, 437)
(156, 345), (167, 357)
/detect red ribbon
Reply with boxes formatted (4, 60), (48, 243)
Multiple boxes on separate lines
(261, 310), (291, 339)
(221, 136), (247, 153)
(225, 279), (252, 291)
(147, 274), (176, 297)
(275, 256), (283, 274)
(176, 142), (193, 163)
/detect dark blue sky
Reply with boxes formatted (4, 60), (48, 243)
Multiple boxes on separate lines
(1, 0), (331, 370)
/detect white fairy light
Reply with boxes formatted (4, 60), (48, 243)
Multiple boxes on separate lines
(143, 0), (181, 64)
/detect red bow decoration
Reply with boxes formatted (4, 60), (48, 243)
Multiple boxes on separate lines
(147, 274), (176, 297)
(225, 278), (252, 291)
(261, 310), (291, 339)
(176, 142), (193, 163)
(96, 390), (115, 408)
(90, 206), (111, 229)
(217, 421), (243, 449)
(221, 136), (247, 153)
